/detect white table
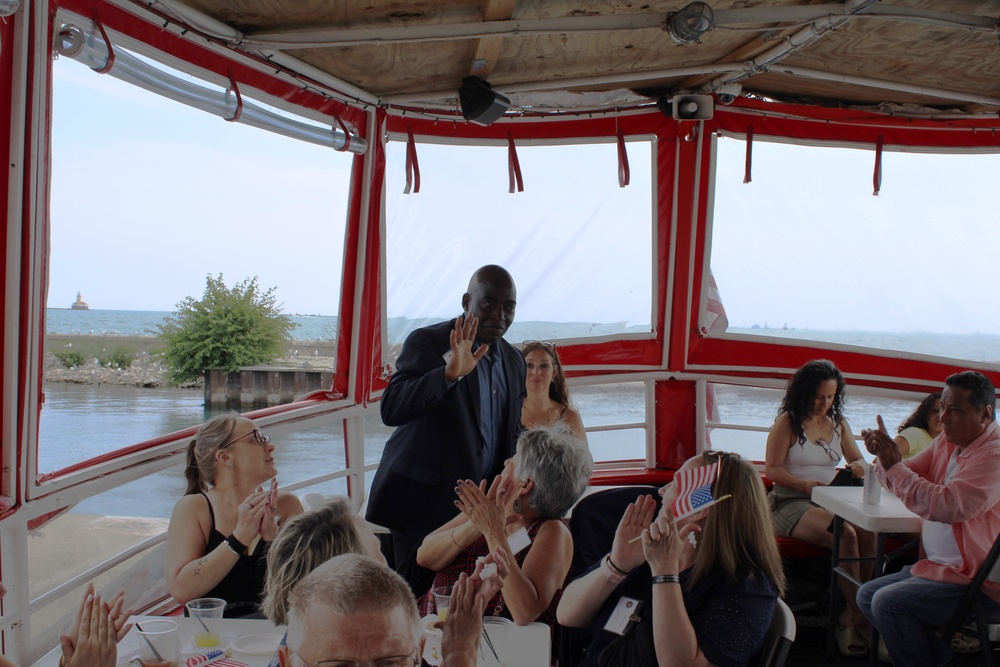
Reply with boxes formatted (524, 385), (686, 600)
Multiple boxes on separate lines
(811, 486), (923, 664)
(32, 615), (285, 667)
(422, 619), (550, 667)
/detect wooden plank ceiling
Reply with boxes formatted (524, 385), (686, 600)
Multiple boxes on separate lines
(170, 0), (1000, 115)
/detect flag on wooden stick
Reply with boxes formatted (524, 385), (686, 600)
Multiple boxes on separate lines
(672, 461), (720, 521)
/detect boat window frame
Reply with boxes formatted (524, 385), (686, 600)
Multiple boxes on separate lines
(376, 130), (663, 384)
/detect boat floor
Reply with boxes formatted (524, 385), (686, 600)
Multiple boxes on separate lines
(781, 557), (990, 666)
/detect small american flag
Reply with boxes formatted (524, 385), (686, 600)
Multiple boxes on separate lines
(207, 660), (246, 667)
(672, 462), (719, 521)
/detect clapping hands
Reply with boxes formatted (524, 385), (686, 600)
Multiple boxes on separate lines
(234, 478), (281, 545)
(641, 514), (700, 576)
(610, 494), (657, 573)
(60, 583), (132, 667)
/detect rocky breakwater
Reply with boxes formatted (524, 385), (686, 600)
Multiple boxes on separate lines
(44, 349), (192, 388)
(44, 334), (337, 389)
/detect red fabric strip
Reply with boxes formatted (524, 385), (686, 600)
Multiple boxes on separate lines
(873, 134), (884, 196)
(225, 67), (243, 122)
(617, 130), (630, 188)
(404, 127), (420, 194)
(332, 113), (352, 152)
(507, 133), (523, 193)
(743, 126), (754, 184)
(91, 10), (116, 74)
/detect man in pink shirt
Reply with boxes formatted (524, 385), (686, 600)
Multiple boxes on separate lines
(858, 371), (1000, 665)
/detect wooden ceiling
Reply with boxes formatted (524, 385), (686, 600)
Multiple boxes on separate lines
(162, 0), (1000, 116)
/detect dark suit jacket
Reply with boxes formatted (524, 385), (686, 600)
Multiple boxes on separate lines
(366, 319), (526, 538)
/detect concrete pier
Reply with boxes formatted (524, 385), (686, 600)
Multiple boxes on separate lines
(204, 365), (335, 408)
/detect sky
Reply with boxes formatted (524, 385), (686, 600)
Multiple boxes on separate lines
(49, 50), (1000, 337)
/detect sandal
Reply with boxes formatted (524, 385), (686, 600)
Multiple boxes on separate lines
(836, 624), (869, 659)
(950, 630), (980, 654)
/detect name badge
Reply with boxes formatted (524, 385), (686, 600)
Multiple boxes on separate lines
(603, 597), (644, 636)
(507, 526), (531, 555)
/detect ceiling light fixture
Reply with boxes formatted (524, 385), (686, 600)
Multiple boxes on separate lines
(667, 1), (715, 44)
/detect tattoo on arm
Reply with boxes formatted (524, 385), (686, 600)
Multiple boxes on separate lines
(192, 557), (207, 577)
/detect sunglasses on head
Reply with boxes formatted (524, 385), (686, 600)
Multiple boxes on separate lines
(522, 340), (557, 352)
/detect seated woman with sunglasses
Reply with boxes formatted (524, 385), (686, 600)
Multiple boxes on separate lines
(520, 341), (588, 445)
(165, 414), (303, 617)
(764, 359), (873, 657)
(557, 451), (784, 667)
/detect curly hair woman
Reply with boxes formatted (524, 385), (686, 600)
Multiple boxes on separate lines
(895, 392), (942, 458)
(764, 359), (874, 657)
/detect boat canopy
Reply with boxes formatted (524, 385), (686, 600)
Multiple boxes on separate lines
(4, 0), (1000, 663)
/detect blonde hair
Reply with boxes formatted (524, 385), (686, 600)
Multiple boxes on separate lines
(689, 452), (786, 597)
(184, 413), (241, 495)
(261, 497), (372, 625)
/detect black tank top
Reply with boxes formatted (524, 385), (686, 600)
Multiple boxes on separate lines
(200, 492), (268, 618)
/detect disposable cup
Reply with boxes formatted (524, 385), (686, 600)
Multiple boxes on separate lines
(136, 619), (181, 667)
(431, 586), (452, 620)
(186, 597), (226, 647)
(482, 616), (511, 655)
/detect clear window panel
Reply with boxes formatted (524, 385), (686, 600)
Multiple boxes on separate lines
(383, 141), (654, 353)
(710, 136), (1000, 363)
(708, 382), (931, 462)
(573, 383), (646, 462)
(45, 51), (351, 474)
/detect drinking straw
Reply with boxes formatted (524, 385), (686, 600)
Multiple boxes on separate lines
(134, 623), (165, 663)
(192, 613), (211, 635)
(481, 627), (499, 662)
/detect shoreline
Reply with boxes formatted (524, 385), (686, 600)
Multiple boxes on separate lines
(44, 334), (336, 388)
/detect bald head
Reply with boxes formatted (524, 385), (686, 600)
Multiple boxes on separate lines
(462, 265), (516, 344)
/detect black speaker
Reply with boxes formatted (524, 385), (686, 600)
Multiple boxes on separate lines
(459, 76), (510, 126)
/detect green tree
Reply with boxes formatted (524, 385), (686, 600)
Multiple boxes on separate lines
(159, 274), (296, 385)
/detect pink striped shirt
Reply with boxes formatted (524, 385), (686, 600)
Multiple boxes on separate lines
(878, 420), (1000, 601)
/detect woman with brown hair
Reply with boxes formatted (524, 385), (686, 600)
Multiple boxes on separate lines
(520, 341), (587, 444)
(765, 359), (873, 656)
(557, 450), (785, 667)
(165, 413), (303, 617)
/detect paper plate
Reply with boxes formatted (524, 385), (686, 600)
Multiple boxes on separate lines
(230, 633), (283, 656)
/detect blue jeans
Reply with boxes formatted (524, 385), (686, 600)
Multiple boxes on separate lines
(857, 566), (1000, 666)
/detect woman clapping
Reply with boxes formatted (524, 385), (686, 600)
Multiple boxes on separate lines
(165, 414), (303, 617)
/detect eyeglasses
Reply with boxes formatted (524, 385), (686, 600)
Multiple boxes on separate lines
(288, 648), (419, 667)
(220, 429), (270, 449)
(814, 438), (841, 463)
(522, 340), (557, 351)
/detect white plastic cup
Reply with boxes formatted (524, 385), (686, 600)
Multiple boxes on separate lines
(482, 615), (511, 663)
(431, 586), (452, 620)
(136, 619), (181, 667)
(186, 597), (226, 647)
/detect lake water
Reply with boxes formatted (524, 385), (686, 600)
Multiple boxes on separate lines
(41, 309), (1000, 519)
(39, 382), (649, 519)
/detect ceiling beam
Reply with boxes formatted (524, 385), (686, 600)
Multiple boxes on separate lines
(239, 4), (996, 49)
(469, 0), (516, 78)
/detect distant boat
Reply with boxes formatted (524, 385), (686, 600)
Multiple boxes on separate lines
(70, 292), (89, 310)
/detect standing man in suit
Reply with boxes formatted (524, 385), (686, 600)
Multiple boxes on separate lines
(366, 265), (526, 595)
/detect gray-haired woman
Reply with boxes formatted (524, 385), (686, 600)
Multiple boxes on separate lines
(416, 425), (593, 629)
